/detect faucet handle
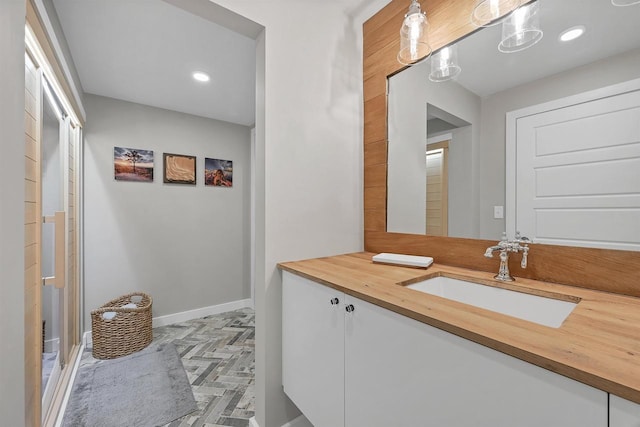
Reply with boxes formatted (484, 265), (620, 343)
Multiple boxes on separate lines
(515, 231), (531, 244)
(521, 246), (529, 269)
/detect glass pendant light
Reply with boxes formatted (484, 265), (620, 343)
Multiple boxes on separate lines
(611, 0), (640, 5)
(429, 45), (461, 82)
(397, 0), (432, 66)
(471, 0), (523, 27)
(498, 1), (543, 53)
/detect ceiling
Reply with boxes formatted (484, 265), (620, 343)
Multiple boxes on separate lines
(415, 0), (640, 97)
(53, 0), (257, 126)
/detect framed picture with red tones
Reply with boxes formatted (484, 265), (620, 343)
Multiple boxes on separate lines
(204, 158), (233, 187)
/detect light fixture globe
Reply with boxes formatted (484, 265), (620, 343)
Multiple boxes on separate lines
(611, 0), (640, 6)
(397, 0), (432, 66)
(498, 1), (543, 53)
(429, 45), (462, 82)
(472, 0), (523, 27)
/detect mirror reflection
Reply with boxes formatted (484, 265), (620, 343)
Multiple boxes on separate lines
(387, 0), (640, 250)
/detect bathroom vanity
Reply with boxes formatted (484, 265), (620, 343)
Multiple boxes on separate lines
(279, 0), (640, 425)
(280, 253), (640, 427)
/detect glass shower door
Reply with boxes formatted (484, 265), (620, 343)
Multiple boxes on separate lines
(41, 78), (67, 415)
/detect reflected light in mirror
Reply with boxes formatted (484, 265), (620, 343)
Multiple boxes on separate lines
(559, 26), (585, 42)
(472, 0), (523, 27)
(192, 71), (210, 82)
(430, 45), (462, 82)
(498, 1), (543, 53)
(611, 0), (640, 6)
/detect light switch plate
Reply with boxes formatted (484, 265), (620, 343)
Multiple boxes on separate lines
(494, 205), (504, 219)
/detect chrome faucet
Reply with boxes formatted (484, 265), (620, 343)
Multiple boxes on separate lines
(484, 232), (531, 282)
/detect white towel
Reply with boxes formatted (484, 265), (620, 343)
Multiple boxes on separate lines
(372, 253), (434, 268)
(102, 311), (117, 320)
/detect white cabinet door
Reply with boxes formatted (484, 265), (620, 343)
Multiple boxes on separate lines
(344, 294), (435, 427)
(611, 395), (640, 427)
(282, 272), (344, 427)
(344, 294), (607, 427)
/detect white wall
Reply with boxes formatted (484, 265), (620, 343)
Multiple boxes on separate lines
(387, 72), (429, 234)
(447, 125), (474, 237)
(478, 47), (640, 239)
(388, 60), (481, 237)
(39, 0), (85, 113)
(0, 1), (26, 424)
(83, 94), (251, 329)
(206, 1), (391, 426)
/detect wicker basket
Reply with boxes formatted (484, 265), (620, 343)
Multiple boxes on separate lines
(91, 292), (153, 359)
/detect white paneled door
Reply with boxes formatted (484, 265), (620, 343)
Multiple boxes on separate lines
(512, 84), (640, 250)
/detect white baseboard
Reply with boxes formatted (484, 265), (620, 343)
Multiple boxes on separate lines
(153, 298), (254, 327)
(83, 330), (92, 347)
(249, 415), (311, 427)
(83, 298), (254, 346)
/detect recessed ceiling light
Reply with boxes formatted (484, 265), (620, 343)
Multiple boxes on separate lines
(192, 71), (210, 82)
(559, 26), (585, 42)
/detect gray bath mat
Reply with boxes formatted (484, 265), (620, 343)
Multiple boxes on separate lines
(62, 343), (197, 427)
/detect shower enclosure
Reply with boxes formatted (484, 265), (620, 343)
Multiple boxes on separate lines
(25, 42), (82, 425)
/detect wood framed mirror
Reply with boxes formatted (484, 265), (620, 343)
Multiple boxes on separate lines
(362, 0), (640, 297)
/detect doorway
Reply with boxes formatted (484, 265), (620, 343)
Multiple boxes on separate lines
(425, 140), (449, 237)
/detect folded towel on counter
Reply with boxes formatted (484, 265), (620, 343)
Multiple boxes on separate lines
(372, 253), (434, 268)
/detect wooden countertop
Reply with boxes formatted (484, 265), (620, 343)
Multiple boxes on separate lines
(278, 252), (640, 404)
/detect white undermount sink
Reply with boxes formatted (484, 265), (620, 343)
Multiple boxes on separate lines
(406, 276), (578, 328)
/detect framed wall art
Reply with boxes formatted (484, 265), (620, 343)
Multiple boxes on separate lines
(204, 158), (233, 187)
(163, 153), (196, 185)
(114, 147), (154, 182)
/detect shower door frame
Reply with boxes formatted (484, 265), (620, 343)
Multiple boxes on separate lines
(25, 11), (83, 426)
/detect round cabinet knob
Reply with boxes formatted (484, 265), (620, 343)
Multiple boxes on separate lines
(345, 304), (355, 313)
(330, 297), (340, 305)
